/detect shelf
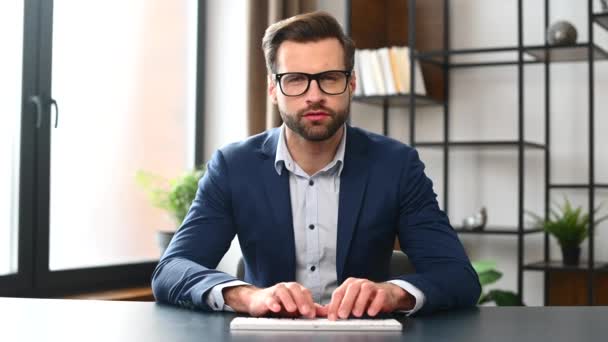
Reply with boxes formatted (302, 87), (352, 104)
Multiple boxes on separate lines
(549, 183), (608, 190)
(416, 46), (526, 67)
(417, 45), (519, 58)
(415, 43), (608, 67)
(454, 227), (543, 235)
(352, 94), (441, 106)
(415, 140), (546, 150)
(525, 43), (608, 62)
(524, 261), (608, 272)
(594, 12), (608, 31)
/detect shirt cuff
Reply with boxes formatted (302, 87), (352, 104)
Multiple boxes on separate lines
(206, 280), (250, 312)
(387, 279), (426, 316)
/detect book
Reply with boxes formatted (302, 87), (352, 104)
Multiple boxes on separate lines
(369, 49), (386, 95)
(354, 46), (427, 96)
(353, 49), (364, 96)
(377, 47), (397, 95)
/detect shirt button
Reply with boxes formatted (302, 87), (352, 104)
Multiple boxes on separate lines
(310, 266), (316, 272)
(309, 179), (314, 186)
(309, 224), (315, 230)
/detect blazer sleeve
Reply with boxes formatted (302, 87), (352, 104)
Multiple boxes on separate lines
(392, 148), (481, 315)
(151, 149), (240, 311)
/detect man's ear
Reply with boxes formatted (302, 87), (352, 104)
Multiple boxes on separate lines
(268, 75), (278, 105)
(349, 70), (357, 98)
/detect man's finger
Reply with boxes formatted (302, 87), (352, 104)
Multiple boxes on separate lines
(300, 286), (316, 318)
(264, 296), (282, 313)
(274, 285), (297, 313)
(352, 282), (373, 317)
(327, 287), (345, 321)
(286, 284), (314, 318)
(315, 303), (328, 317)
(367, 288), (386, 317)
(337, 281), (362, 319)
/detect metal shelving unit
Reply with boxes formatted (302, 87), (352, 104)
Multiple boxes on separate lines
(349, 0), (607, 305)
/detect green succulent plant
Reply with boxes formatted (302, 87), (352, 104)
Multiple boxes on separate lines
(526, 198), (608, 248)
(136, 167), (205, 226)
(472, 260), (522, 306)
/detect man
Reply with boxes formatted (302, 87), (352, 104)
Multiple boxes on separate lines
(152, 11), (480, 319)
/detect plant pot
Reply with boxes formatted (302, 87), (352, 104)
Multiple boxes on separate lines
(156, 230), (176, 257)
(561, 246), (581, 266)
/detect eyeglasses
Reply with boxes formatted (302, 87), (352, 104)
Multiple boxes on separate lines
(274, 70), (351, 97)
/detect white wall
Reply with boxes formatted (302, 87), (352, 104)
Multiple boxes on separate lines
(206, 0), (608, 305)
(204, 0), (249, 275)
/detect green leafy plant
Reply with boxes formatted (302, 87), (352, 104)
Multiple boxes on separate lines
(136, 167), (205, 227)
(526, 198), (608, 248)
(472, 260), (523, 306)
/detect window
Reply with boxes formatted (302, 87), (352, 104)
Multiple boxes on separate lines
(0, 1), (23, 277)
(0, 0), (203, 296)
(48, 0), (197, 271)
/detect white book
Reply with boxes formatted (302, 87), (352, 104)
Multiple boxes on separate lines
(353, 50), (364, 96)
(413, 49), (427, 95)
(357, 50), (378, 96)
(377, 47), (397, 95)
(369, 49), (386, 95)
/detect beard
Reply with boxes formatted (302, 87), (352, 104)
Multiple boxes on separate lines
(279, 102), (350, 142)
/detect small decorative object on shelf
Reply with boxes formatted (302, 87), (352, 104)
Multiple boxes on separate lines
(462, 207), (488, 231)
(546, 20), (578, 45)
(526, 198), (608, 266)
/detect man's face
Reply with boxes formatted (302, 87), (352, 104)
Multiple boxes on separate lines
(269, 38), (356, 142)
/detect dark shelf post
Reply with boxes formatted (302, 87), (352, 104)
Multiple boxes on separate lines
(195, 0), (207, 167)
(442, 0), (450, 214)
(587, 0), (596, 306)
(408, 0), (416, 147)
(543, 0), (551, 306)
(344, 0), (351, 126)
(516, 0), (525, 304)
(382, 98), (389, 136)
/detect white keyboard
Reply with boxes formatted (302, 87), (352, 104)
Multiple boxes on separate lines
(230, 317), (403, 331)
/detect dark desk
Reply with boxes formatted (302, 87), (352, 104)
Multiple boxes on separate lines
(1, 297), (606, 342)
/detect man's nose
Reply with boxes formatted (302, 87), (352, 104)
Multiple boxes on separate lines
(305, 79), (325, 103)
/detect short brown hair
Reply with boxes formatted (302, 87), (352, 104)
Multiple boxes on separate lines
(262, 11), (355, 74)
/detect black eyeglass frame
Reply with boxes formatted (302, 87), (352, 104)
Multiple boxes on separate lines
(274, 70), (352, 97)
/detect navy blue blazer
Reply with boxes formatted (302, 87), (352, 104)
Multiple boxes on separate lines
(152, 125), (480, 315)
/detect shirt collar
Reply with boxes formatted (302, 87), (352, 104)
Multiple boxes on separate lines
(274, 124), (347, 177)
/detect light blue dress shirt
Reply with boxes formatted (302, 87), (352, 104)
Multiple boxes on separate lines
(206, 125), (425, 314)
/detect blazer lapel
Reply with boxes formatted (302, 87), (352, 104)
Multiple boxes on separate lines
(259, 129), (296, 282)
(336, 126), (370, 282)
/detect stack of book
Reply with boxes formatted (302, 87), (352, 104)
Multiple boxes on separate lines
(353, 46), (426, 97)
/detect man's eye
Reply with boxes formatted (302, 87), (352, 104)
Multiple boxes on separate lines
(284, 75), (307, 83)
(320, 73), (342, 82)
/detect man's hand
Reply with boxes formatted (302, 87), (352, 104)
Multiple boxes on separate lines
(223, 282), (322, 318)
(324, 278), (415, 320)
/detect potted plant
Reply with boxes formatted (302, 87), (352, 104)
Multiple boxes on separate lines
(136, 166), (205, 255)
(527, 198), (607, 266)
(472, 260), (523, 306)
